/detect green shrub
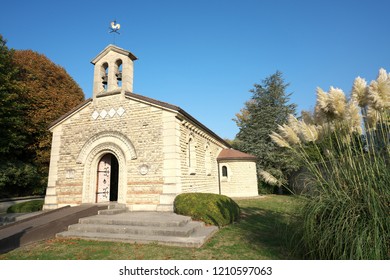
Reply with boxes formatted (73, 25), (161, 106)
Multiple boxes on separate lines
(174, 193), (240, 227)
(7, 199), (44, 213)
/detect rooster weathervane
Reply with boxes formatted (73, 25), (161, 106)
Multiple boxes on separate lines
(109, 20), (121, 34)
(109, 20), (121, 44)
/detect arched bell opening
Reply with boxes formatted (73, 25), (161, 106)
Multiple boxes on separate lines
(101, 62), (109, 91)
(115, 59), (123, 88)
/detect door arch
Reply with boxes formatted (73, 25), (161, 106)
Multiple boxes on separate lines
(81, 142), (128, 204)
(79, 131), (136, 205)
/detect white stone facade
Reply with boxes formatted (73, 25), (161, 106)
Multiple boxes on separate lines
(43, 45), (258, 211)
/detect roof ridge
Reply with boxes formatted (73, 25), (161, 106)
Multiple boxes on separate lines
(125, 92), (231, 148)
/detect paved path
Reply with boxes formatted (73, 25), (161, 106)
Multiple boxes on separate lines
(0, 204), (103, 253)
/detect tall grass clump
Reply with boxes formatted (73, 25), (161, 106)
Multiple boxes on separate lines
(270, 69), (390, 259)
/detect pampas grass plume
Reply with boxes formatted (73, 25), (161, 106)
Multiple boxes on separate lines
(328, 87), (347, 117)
(270, 131), (291, 148)
(351, 76), (368, 107)
(259, 169), (280, 186)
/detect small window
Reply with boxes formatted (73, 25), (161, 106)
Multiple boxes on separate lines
(205, 144), (211, 176)
(222, 166), (228, 177)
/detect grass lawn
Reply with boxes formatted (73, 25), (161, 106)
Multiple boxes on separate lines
(0, 195), (304, 260)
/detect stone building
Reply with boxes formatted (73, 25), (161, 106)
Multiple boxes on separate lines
(43, 45), (258, 211)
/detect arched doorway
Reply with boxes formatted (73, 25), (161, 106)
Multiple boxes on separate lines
(79, 131), (136, 204)
(96, 153), (119, 203)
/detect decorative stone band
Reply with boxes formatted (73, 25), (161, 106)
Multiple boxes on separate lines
(92, 107), (126, 120)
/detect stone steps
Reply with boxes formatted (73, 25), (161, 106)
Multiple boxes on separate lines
(57, 226), (217, 248)
(56, 210), (218, 248)
(98, 208), (127, 215)
(79, 212), (191, 227)
(67, 221), (203, 237)
(98, 203), (127, 215)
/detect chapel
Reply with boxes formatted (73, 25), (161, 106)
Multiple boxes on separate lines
(43, 45), (258, 211)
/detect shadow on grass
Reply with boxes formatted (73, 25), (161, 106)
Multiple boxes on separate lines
(206, 199), (240, 227)
(236, 206), (303, 259)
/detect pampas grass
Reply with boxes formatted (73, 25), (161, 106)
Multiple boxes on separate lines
(351, 76), (368, 107)
(299, 134), (389, 259)
(259, 169), (281, 186)
(271, 69), (390, 259)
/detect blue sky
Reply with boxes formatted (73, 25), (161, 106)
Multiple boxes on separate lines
(1, 0), (389, 139)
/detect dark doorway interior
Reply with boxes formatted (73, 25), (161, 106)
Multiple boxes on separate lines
(110, 154), (119, 201)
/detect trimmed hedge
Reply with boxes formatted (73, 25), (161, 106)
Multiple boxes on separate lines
(7, 200), (44, 213)
(174, 193), (240, 227)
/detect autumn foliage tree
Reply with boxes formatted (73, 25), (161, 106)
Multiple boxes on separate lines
(0, 35), (85, 196)
(13, 50), (84, 172)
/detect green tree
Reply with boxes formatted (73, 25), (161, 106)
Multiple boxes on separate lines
(0, 35), (38, 197)
(0, 35), (27, 156)
(0, 35), (85, 197)
(234, 71), (297, 193)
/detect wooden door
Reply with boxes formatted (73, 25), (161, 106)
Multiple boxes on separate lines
(96, 154), (111, 202)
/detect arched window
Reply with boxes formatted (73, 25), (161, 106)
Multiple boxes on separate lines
(222, 166), (228, 177)
(115, 59), (123, 87)
(187, 135), (196, 175)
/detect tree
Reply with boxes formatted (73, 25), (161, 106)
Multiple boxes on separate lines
(13, 50), (84, 169)
(0, 35), (27, 157)
(0, 35), (38, 197)
(0, 35), (85, 197)
(12, 50), (85, 193)
(233, 71), (297, 193)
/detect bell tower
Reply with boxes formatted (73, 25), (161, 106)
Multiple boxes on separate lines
(91, 44), (137, 98)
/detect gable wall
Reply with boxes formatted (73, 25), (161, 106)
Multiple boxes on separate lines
(50, 93), (166, 208)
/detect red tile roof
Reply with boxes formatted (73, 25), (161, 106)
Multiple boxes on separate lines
(217, 149), (257, 161)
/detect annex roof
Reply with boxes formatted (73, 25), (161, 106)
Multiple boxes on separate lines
(217, 149), (257, 161)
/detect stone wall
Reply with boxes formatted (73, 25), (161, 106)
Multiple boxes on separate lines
(178, 118), (227, 195)
(218, 160), (258, 197)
